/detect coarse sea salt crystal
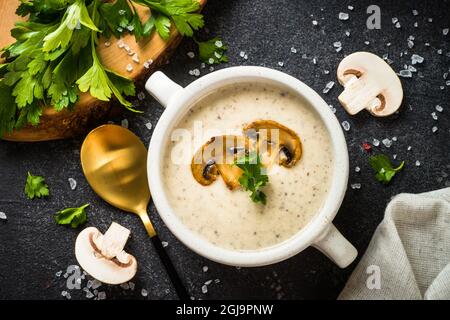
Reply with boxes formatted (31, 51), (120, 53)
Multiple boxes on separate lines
(137, 92), (145, 100)
(392, 17), (398, 24)
(431, 112), (438, 120)
(312, 20), (318, 26)
(201, 285), (208, 294)
(91, 279), (102, 290)
(393, 154), (397, 159)
(341, 121), (350, 131)
(192, 69), (200, 77)
(407, 145), (412, 151)
(129, 282), (135, 290)
(399, 70), (412, 78)
(55, 270), (62, 277)
(239, 51), (246, 58)
(120, 283), (130, 290)
(104, 42), (111, 47)
(126, 25), (134, 31)
(86, 291), (94, 299)
(411, 54), (424, 64)
(412, 10), (418, 16)
(143, 59), (153, 69)
(290, 47), (297, 53)
(432, 126), (438, 133)
(338, 12), (349, 20)
(204, 280), (213, 285)
(415, 160), (421, 166)
(97, 292), (106, 300)
(355, 166), (361, 173)
(215, 40), (223, 48)
(444, 28), (449, 36)
(322, 81), (335, 93)
(187, 51), (195, 58)
(345, 30), (350, 37)
(141, 289), (148, 297)
(392, 136), (397, 141)
(202, 266), (208, 272)
(348, 5), (354, 10)
(382, 138), (392, 148)
(208, 58), (214, 64)
(145, 122), (152, 130)
(68, 178), (77, 190)
(350, 183), (361, 189)
(395, 22), (401, 28)
(278, 61), (284, 67)
(126, 64), (133, 72)
(435, 105), (443, 112)
(162, 241), (169, 247)
(0, 211), (6, 220)
(333, 41), (342, 48)
(373, 138), (380, 146)
(132, 53), (139, 63)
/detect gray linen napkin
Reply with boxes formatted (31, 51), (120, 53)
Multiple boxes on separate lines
(339, 187), (450, 300)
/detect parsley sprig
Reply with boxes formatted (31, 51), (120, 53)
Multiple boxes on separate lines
(0, 0), (226, 137)
(369, 154), (405, 184)
(235, 152), (269, 204)
(25, 171), (49, 199)
(54, 203), (89, 228)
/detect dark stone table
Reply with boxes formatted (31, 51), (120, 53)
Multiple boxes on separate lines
(0, 0), (448, 300)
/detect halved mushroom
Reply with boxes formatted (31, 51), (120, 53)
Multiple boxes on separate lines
(75, 222), (137, 285)
(337, 51), (403, 117)
(243, 120), (302, 168)
(191, 135), (249, 189)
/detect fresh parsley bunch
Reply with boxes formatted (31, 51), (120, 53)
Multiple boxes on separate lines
(235, 151), (269, 204)
(0, 0), (226, 137)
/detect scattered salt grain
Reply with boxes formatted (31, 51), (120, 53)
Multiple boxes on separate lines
(322, 81), (335, 94)
(202, 266), (208, 272)
(145, 122), (153, 130)
(395, 22), (401, 29)
(86, 290), (94, 299)
(355, 166), (361, 173)
(407, 146), (412, 151)
(55, 270), (62, 277)
(399, 70), (412, 78)
(415, 160), (421, 166)
(132, 53), (139, 63)
(444, 28), (449, 36)
(129, 282), (135, 291)
(392, 136), (397, 142)
(350, 183), (361, 189)
(278, 61), (284, 67)
(187, 51), (195, 58)
(239, 51), (246, 58)
(412, 10), (418, 16)
(214, 279), (221, 284)
(437, 49), (443, 55)
(61, 290), (68, 297)
(137, 92), (146, 101)
(193, 69), (200, 77)
(117, 27), (123, 33)
(126, 25), (134, 31)
(0, 211), (6, 220)
(338, 12), (349, 21)
(91, 279), (102, 290)
(201, 285), (208, 294)
(428, 18), (433, 22)
(208, 58), (214, 64)
(126, 64), (133, 72)
(141, 289), (148, 297)
(68, 178), (77, 190)
(333, 41), (342, 48)
(431, 112), (438, 120)
(348, 5), (354, 10)
(364, 41), (370, 45)
(312, 20), (318, 26)
(162, 241), (169, 248)
(97, 291), (106, 300)
(407, 40), (414, 48)
(393, 154), (397, 160)
(214, 40), (223, 48)
(373, 139), (380, 147)
(411, 54), (424, 64)
(341, 121), (350, 131)
(120, 283), (130, 290)
(121, 119), (129, 129)
(117, 39), (125, 48)
(345, 30), (350, 37)
(312, 57), (317, 65)
(329, 105), (336, 113)
(392, 17), (398, 24)
(118, 9), (126, 15)
(414, 22), (418, 28)
(335, 47), (342, 53)
(432, 126), (438, 133)
(143, 59), (153, 69)
(104, 41), (111, 47)
(382, 138), (392, 148)
(290, 47), (297, 53)
(204, 280), (212, 286)
(209, 66), (214, 72)
(408, 65), (417, 72)
(435, 105), (443, 112)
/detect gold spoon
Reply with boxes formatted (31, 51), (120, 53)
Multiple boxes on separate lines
(80, 124), (189, 300)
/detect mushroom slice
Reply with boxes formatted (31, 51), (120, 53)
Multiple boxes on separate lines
(75, 222), (137, 285)
(243, 120), (302, 168)
(337, 51), (403, 117)
(191, 135), (249, 189)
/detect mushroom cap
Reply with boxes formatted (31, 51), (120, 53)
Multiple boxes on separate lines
(75, 226), (137, 285)
(243, 120), (302, 168)
(337, 51), (403, 117)
(191, 135), (249, 189)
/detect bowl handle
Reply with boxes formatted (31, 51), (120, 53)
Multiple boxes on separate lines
(145, 71), (183, 108)
(312, 224), (357, 268)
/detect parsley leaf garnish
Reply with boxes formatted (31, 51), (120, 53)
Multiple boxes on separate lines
(235, 152), (269, 204)
(369, 154), (405, 184)
(25, 171), (49, 199)
(196, 37), (228, 65)
(54, 203), (89, 228)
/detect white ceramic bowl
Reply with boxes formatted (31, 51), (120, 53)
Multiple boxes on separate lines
(145, 66), (357, 268)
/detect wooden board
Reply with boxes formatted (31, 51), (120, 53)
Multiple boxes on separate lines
(0, 0), (206, 141)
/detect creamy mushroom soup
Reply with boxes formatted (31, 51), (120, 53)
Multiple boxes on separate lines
(162, 82), (333, 250)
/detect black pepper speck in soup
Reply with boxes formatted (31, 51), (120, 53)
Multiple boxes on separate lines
(163, 82), (333, 250)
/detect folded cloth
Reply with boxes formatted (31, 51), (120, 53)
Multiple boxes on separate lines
(339, 188), (450, 300)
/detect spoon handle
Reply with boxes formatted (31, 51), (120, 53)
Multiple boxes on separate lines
(151, 234), (190, 300)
